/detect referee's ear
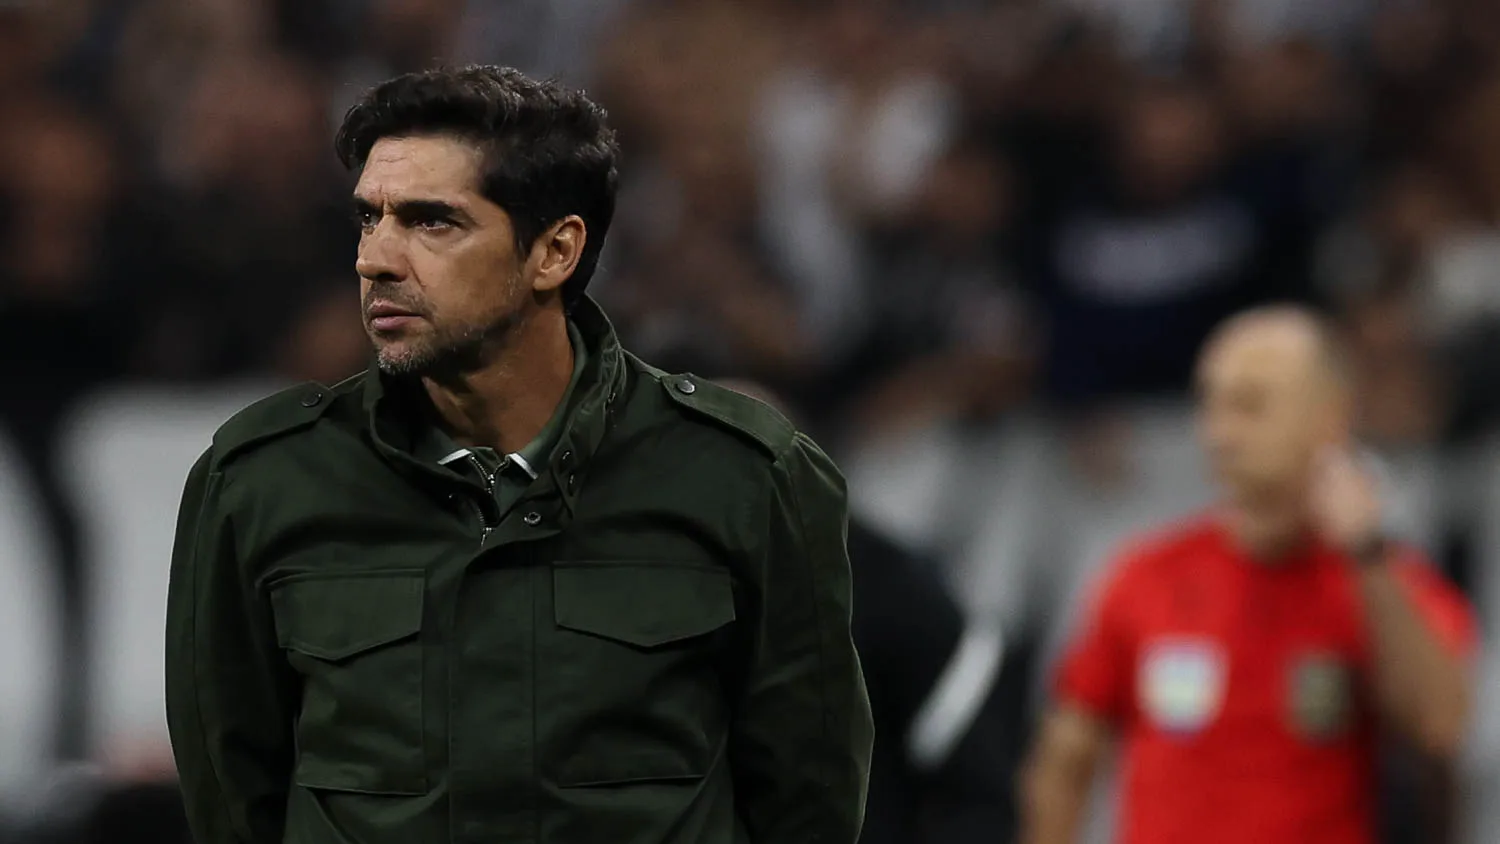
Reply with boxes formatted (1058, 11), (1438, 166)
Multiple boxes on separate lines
(1322, 385), (1358, 447)
(1316, 321), (1358, 439)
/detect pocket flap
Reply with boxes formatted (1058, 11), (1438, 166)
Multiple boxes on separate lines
(553, 562), (735, 648)
(270, 572), (424, 662)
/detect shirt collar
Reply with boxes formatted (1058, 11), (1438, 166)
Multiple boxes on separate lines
(433, 446), (541, 479)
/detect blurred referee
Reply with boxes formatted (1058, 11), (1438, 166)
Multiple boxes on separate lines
(1022, 306), (1476, 844)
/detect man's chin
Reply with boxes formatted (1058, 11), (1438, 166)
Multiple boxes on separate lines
(370, 317), (510, 379)
(374, 339), (489, 380)
(373, 344), (435, 377)
(1221, 480), (1289, 508)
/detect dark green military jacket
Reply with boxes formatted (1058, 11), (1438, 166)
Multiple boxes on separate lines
(164, 297), (874, 844)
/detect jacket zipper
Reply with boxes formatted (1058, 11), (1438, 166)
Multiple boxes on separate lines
(466, 454), (498, 545)
(466, 498), (492, 545)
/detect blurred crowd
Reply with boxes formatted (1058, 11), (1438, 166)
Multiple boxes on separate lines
(6, 0), (1500, 471)
(6, 0), (1500, 842)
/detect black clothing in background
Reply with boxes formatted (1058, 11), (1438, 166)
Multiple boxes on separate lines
(849, 521), (1015, 844)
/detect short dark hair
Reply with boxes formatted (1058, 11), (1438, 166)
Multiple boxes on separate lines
(335, 65), (620, 305)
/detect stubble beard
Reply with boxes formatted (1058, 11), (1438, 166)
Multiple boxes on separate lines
(373, 276), (529, 380)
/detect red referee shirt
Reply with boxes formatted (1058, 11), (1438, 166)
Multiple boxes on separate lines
(1055, 514), (1476, 844)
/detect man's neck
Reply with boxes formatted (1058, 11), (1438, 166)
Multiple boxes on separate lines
(422, 310), (574, 454)
(1219, 498), (1313, 563)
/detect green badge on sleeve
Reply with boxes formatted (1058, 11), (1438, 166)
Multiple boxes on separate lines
(1288, 652), (1354, 742)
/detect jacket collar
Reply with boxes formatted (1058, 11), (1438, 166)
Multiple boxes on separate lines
(360, 295), (629, 517)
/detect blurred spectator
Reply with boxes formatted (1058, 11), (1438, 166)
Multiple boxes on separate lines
(1059, 0), (1372, 69)
(1025, 74), (1317, 409)
(0, 99), (129, 444)
(332, 0), (465, 111)
(0, 102), (129, 754)
(134, 52), (352, 380)
(113, 0), (278, 141)
(599, 109), (812, 391)
(0, 2), (47, 100)
(1364, 0), (1477, 168)
(835, 137), (1035, 444)
(756, 0), (961, 366)
(450, 0), (634, 84)
(595, 0), (785, 149)
(269, 284), (367, 385)
(851, 518), (1018, 844)
(1343, 286), (1446, 449)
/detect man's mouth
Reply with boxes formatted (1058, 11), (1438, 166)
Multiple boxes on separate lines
(366, 300), (422, 332)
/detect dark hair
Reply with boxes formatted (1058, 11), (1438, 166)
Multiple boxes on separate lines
(335, 65), (620, 305)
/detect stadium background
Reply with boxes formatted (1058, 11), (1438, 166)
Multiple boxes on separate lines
(3, 0), (1500, 841)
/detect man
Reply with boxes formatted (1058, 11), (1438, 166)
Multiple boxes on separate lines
(164, 66), (873, 844)
(1021, 306), (1476, 844)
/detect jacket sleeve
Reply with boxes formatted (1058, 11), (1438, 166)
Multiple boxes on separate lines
(165, 450), (299, 844)
(731, 432), (875, 844)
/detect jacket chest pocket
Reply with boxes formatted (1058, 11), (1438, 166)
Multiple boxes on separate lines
(270, 571), (427, 795)
(541, 561), (737, 787)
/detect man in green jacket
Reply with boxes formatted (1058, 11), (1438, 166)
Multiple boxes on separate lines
(164, 65), (873, 844)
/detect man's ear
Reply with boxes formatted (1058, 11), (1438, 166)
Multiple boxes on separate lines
(1321, 389), (1357, 448)
(530, 216), (587, 295)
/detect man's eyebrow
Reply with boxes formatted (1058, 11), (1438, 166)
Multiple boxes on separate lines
(349, 197), (468, 220)
(392, 199), (464, 219)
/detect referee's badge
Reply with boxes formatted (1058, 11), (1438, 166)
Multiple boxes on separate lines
(1288, 652), (1354, 741)
(1139, 638), (1226, 735)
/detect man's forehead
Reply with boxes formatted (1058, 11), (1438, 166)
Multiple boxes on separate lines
(354, 135), (485, 202)
(1202, 335), (1319, 394)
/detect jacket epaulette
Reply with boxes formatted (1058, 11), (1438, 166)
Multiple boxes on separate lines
(209, 381), (338, 471)
(653, 370), (798, 459)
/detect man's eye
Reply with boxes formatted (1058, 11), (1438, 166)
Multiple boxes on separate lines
(416, 218), (453, 232)
(353, 211), (378, 231)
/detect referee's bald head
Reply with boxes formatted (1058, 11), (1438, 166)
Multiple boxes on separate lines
(1200, 304), (1354, 399)
(1196, 304), (1357, 501)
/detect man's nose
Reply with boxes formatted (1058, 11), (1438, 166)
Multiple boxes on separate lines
(355, 222), (409, 282)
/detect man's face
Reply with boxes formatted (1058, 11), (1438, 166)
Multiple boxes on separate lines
(353, 135), (529, 377)
(1196, 333), (1334, 505)
(1119, 86), (1223, 203)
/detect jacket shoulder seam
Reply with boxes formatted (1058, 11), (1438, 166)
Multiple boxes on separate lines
(647, 368), (798, 458)
(209, 382), (338, 471)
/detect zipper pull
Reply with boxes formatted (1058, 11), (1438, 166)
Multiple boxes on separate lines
(462, 496), (494, 546)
